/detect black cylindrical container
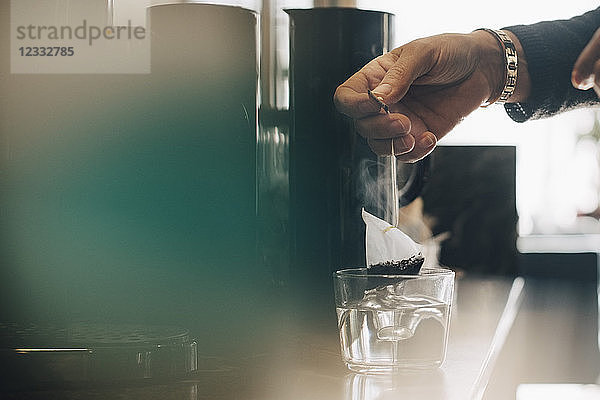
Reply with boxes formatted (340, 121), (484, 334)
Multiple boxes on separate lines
(287, 8), (393, 303)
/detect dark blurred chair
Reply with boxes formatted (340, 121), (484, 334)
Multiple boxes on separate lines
(420, 145), (518, 275)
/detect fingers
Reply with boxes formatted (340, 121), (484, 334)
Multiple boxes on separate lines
(572, 28), (600, 94)
(356, 113), (413, 155)
(370, 42), (435, 105)
(333, 38), (440, 161)
(333, 55), (391, 119)
(368, 136), (416, 156)
(353, 100), (438, 160)
(354, 113), (411, 139)
(365, 128), (437, 161)
(334, 41), (435, 118)
(334, 88), (383, 119)
(396, 132), (437, 162)
(590, 59), (600, 97)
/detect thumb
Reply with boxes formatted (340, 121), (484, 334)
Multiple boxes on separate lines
(371, 43), (434, 104)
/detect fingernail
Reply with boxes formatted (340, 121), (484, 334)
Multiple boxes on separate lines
(393, 135), (415, 156)
(372, 83), (392, 96)
(395, 135), (413, 153)
(577, 75), (595, 90)
(418, 134), (436, 148)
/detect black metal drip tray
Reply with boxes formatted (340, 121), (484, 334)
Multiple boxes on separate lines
(0, 322), (197, 386)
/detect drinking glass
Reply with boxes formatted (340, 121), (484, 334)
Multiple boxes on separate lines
(333, 267), (455, 373)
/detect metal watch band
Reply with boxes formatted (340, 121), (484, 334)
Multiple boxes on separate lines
(477, 28), (518, 107)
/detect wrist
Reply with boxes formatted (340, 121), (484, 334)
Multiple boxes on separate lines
(471, 29), (530, 104)
(503, 30), (530, 102)
(470, 29), (507, 104)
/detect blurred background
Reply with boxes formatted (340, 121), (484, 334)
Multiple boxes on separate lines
(267, 0), (600, 236)
(2, 0), (600, 380)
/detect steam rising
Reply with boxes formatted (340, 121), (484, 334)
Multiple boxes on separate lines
(356, 158), (393, 223)
(356, 158), (444, 266)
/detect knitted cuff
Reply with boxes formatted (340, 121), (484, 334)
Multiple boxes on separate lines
(502, 24), (558, 122)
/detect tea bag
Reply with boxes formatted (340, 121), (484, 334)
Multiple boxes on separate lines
(362, 208), (424, 275)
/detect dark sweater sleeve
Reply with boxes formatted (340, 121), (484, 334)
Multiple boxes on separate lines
(502, 8), (600, 122)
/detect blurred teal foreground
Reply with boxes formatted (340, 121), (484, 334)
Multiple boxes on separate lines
(0, 4), (276, 356)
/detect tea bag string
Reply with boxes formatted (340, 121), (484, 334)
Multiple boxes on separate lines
(390, 142), (398, 227)
(368, 90), (398, 227)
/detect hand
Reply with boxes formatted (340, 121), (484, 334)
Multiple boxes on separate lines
(334, 31), (508, 162)
(572, 27), (600, 96)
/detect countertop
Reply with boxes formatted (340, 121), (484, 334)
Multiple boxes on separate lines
(4, 274), (568, 400)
